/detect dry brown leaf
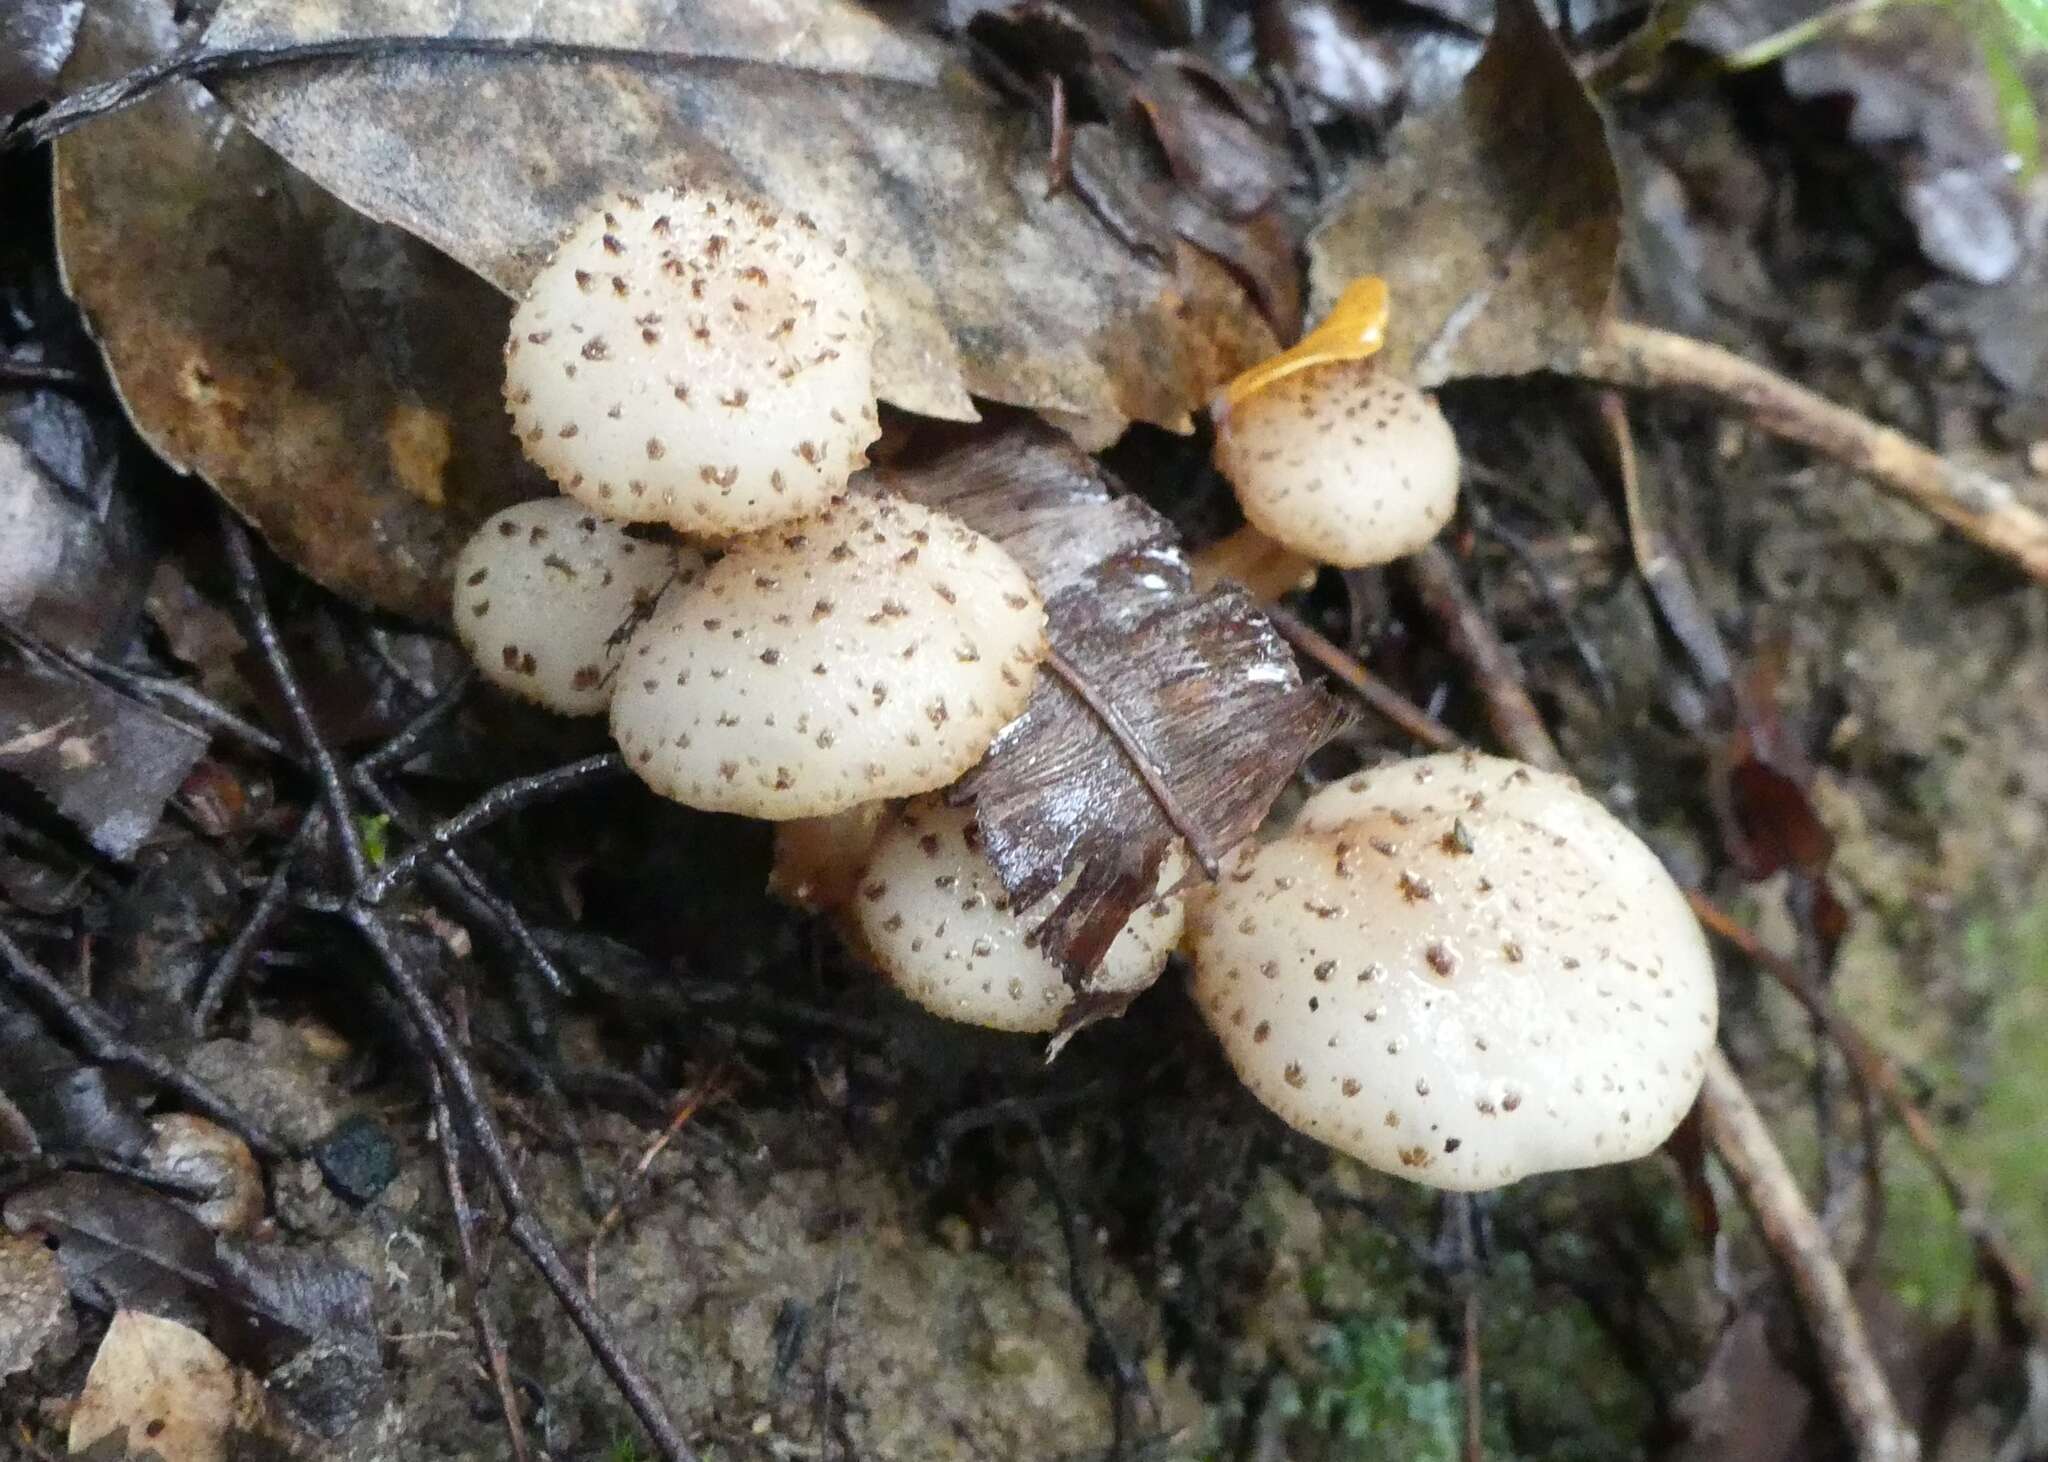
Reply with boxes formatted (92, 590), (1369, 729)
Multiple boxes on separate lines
(877, 422), (1345, 978)
(52, 0), (542, 621)
(68, 1310), (272, 1462)
(198, 0), (1277, 436)
(1305, 0), (1620, 385)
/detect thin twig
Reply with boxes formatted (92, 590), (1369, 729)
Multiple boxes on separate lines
(1043, 646), (1223, 880)
(224, 515), (370, 888)
(221, 525), (692, 1461)
(1266, 606), (1460, 752)
(1023, 1109), (1147, 1460)
(585, 1074), (729, 1300)
(0, 925), (285, 1161)
(351, 909), (696, 1462)
(429, 1066), (533, 1462)
(1701, 1050), (1921, 1462)
(191, 810), (323, 1033)
(358, 753), (626, 905)
(0, 358), (97, 394)
(5, 33), (887, 152)
(357, 665), (478, 776)
(1402, 545), (1564, 771)
(1574, 322), (2048, 586)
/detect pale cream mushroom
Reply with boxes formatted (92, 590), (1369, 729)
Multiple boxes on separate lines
(452, 498), (699, 715)
(504, 187), (879, 534)
(1212, 364), (1459, 571)
(610, 497), (1047, 819)
(853, 798), (1185, 1033)
(1197, 275), (1460, 596)
(1295, 750), (1697, 924)
(1187, 761), (1716, 1190)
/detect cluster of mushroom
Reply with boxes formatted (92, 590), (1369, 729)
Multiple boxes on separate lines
(451, 185), (1188, 1034)
(453, 194), (1717, 1193)
(455, 188), (1046, 818)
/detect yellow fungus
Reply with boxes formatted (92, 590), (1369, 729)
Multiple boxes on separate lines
(1220, 275), (1389, 411)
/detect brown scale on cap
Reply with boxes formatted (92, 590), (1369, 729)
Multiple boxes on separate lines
(504, 187), (879, 535)
(1186, 754), (1717, 1191)
(609, 497), (1048, 819)
(452, 498), (701, 716)
(852, 798), (1186, 1033)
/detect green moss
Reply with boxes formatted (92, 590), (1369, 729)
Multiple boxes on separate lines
(1297, 1314), (1464, 1460)
(1868, 903), (2048, 1315)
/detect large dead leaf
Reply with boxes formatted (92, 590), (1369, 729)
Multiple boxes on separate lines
(52, 0), (542, 621)
(877, 422), (1345, 978)
(197, 0), (1277, 435)
(1305, 0), (1620, 385)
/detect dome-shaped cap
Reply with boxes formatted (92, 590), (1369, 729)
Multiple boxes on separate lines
(1212, 364), (1458, 569)
(453, 498), (699, 715)
(1188, 790), (1717, 1190)
(610, 497), (1047, 818)
(505, 187), (879, 534)
(853, 798), (1184, 1032)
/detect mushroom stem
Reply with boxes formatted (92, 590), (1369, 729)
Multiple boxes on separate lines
(1698, 1050), (1921, 1462)
(769, 804), (888, 913)
(1188, 522), (1319, 600)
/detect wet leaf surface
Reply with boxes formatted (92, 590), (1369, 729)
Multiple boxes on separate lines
(4, 1172), (382, 1435)
(1306, 0), (1621, 385)
(199, 0), (1278, 436)
(0, 999), (155, 1162)
(54, 0), (543, 622)
(879, 421), (1345, 977)
(0, 0), (84, 121)
(0, 627), (209, 859)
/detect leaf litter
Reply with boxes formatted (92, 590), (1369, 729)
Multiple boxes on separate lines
(1306, 0), (1621, 385)
(197, 0), (1280, 437)
(53, 0), (543, 621)
(4, 1172), (383, 1436)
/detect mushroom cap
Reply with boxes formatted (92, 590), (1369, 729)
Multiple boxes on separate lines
(504, 188), (879, 534)
(853, 798), (1185, 1032)
(453, 498), (697, 715)
(610, 497), (1048, 819)
(1212, 363), (1459, 568)
(1187, 793), (1716, 1190)
(1296, 751), (1699, 939)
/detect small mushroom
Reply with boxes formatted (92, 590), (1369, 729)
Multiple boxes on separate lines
(1187, 759), (1716, 1191)
(504, 187), (879, 534)
(853, 798), (1185, 1032)
(452, 498), (699, 715)
(1205, 276), (1459, 581)
(610, 496), (1047, 819)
